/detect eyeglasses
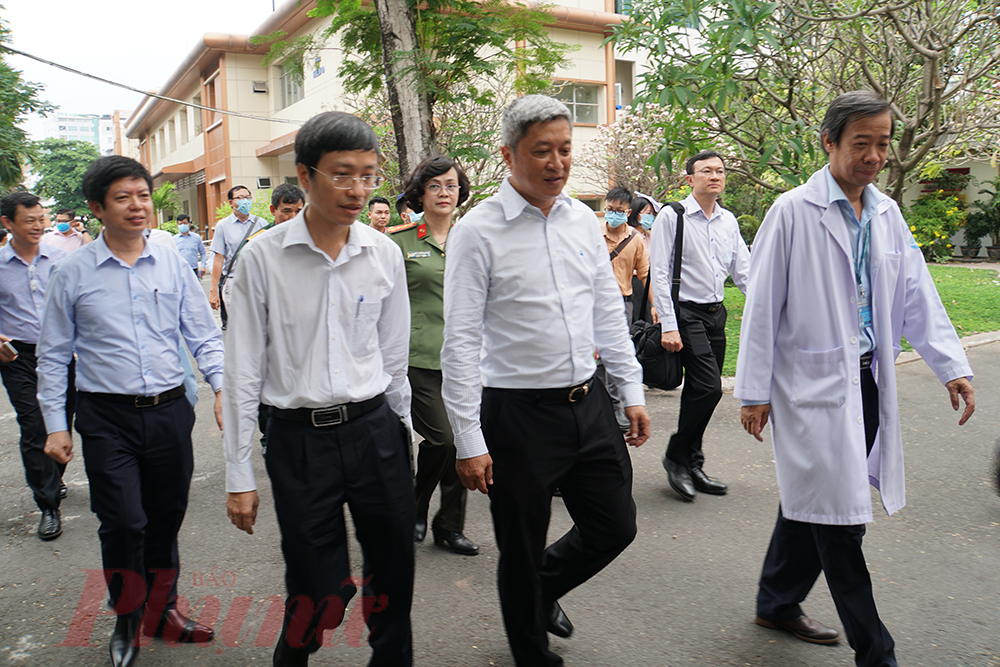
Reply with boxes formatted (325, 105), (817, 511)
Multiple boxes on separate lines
(231, 194), (252, 201)
(695, 168), (726, 177)
(604, 208), (628, 214)
(311, 167), (383, 190)
(425, 183), (460, 194)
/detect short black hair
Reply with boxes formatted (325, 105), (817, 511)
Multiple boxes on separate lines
(396, 194), (412, 216)
(1, 191), (42, 222)
(627, 196), (654, 227)
(368, 196), (390, 210)
(177, 214), (191, 223)
(81, 156), (153, 206)
(56, 208), (75, 218)
(271, 183), (305, 208)
(686, 150), (725, 174)
(606, 187), (632, 206)
(295, 111), (380, 173)
(403, 156), (470, 213)
(227, 185), (251, 201)
(820, 90), (894, 154)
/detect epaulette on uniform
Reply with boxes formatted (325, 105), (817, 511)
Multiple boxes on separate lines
(386, 222), (418, 234)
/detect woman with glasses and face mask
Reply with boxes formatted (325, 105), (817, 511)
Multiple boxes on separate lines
(627, 195), (658, 245)
(388, 156), (480, 556)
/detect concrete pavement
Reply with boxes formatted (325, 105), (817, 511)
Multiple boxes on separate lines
(1, 342), (997, 666)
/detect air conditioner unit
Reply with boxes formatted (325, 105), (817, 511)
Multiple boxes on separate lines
(252, 81), (268, 93)
(257, 177), (273, 189)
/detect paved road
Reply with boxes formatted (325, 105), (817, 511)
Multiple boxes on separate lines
(1, 343), (997, 666)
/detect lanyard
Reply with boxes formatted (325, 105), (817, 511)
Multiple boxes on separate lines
(854, 215), (871, 300)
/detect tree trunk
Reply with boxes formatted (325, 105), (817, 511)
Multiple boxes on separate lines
(372, 0), (436, 182)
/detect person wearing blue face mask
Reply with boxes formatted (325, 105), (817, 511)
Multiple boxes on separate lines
(41, 208), (91, 252)
(172, 214), (206, 278)
(209, 185), (267, 329)
(598, 187), (656, 432)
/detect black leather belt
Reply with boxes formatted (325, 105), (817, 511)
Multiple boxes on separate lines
(680, 300), (724, 313)
(268, 393), (385, 428)
(860, 352), (874, 370)
(504, 376), (596, 403)
(83, 384), (186, 408)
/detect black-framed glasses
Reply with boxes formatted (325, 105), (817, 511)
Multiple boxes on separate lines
(311, 166), (383, 190)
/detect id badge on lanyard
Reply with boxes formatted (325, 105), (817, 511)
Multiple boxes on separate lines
(856, 220), (872, 329)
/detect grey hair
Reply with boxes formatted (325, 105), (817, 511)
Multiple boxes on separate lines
(501, 95), (572, 151)
(820, 91), (894, 154)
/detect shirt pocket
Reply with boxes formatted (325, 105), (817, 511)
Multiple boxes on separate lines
(150, 290), (181, 335)
(791, 347), (846, 408)
(350, 301), (382, 358)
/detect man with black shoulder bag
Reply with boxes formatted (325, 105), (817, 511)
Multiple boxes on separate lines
(649, 150), (750, 501)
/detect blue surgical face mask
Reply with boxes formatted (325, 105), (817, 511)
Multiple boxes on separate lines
(235, 199), (253, 216)
(605, 211), (627, 228)
(410, 211), (424, 222)
(56, 222), (71, 233)
(177, 224), (190, 234)
(640, 213), (655, 230)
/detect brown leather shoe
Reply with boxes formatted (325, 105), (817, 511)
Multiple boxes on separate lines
(150, 608), (215, 643)
(755, 614), (840, 644)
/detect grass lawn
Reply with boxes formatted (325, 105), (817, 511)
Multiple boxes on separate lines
(720, 264), (1000, 377)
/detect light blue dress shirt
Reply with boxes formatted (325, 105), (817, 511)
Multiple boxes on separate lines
(173, 231), (206, 270)
(0, 243), (67, 345)
(37, 234), (225, 432)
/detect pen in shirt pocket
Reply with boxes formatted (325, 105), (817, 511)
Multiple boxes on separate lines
(356, 295), (363, 317)
(154, 288), (158, 304)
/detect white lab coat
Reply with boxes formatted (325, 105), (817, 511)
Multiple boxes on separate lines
(734, 167), (972, 525)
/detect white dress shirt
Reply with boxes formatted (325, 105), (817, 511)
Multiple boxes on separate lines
(649, 194), (750, 330)
(222, 210), (411, 492)
(210, 213), (267, 274)
(441, 178), (644, 460)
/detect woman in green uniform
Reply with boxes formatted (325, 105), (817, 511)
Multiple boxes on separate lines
(389, 156), (479, 556)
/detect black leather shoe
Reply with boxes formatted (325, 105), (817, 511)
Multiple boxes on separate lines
(432, 526), (480, 556)
(755, 614), (840, 644)
(38, 509), (62, 541)
(150, 608), (215, 643)
(547, 601), (573, 638)
(414, 518), (428, 543)
(273, 627), (310, 666)
(662, 457), (695, 501)
(59, 482), (67, 499)
(690, 467), (728, 495)
(110, 615), (140, 667)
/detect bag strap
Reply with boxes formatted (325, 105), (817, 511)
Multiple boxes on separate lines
(637, 202), (684, 322)
(609, 228), (637, 260)
(222, 215), (262, 278)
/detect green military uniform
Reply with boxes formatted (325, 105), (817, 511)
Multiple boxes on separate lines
(388, 220), (469, 541)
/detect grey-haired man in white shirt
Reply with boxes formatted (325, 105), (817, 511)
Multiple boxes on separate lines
(223, 111), (414, 667)
(441, 95), (650, 667)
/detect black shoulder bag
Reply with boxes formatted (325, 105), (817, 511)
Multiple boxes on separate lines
(629, 202), (684, 391)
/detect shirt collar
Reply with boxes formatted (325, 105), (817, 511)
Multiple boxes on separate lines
(2, 243), (53, 265)
(680, 193), (720, 221)
(824, 166), (885, 221)
(281, 208), (376, 256)
(93, 232), (154, 268)
(498, 177), (570, 221)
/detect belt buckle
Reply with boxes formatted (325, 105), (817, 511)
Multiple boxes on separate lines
(311, 405), (346, 428)
(568, 384), (589, 403)
(135, 394), (157, 408)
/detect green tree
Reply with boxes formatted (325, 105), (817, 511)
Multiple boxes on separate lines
(30, 138), (100, 214)
(0, 8), (54, 191)
(151, 182), (182, 218)
(256, 0), (571, 183)
(612, 0), (1000, 204)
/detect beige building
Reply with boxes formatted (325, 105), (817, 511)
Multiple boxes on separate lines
(126, 0), (648, 234)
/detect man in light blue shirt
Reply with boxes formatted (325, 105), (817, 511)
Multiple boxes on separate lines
(172, 213), (205, 276)
(0, 191), (74, 542)
(38, 156), (224, 667)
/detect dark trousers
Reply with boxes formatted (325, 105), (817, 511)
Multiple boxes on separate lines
(757, 367), (896, 667)
(75, 392), (195, 618)
(0, 341), (75, 511)
(482, 380), (637, 667)
(409, 367), (467, 532)
(666, 301), (727, 470)
(264, 403), (415, 665)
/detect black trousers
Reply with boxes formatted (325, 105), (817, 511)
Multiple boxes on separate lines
(482, 380), (637, 667)
(75, 392), (195, 618)
(757, 367), (896, 667)
(264, 402), (415, 665)
(666, 301), (727, 470)
(409, 367), (467, 532)
(0, 341), (75, 511)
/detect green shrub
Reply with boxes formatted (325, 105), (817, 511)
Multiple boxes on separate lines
(737, 214), (761, 247)
(903, 192), (965, 262)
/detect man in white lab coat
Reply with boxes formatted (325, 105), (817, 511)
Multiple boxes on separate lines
(735, 91), (975, 667)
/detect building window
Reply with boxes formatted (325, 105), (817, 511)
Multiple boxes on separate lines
(192, 95), (203, 135)
(614, 0), (631, 14)
(554, 83), (600, 124)
(180, 109), (189, 145)
(278, 64), (303, 110)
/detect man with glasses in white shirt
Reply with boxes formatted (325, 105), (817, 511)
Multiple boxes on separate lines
(209, 185), (266, 329)
(223, 111), (415, 667)
(442, 95), (650, 667)
(650, 150), (751, 501)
